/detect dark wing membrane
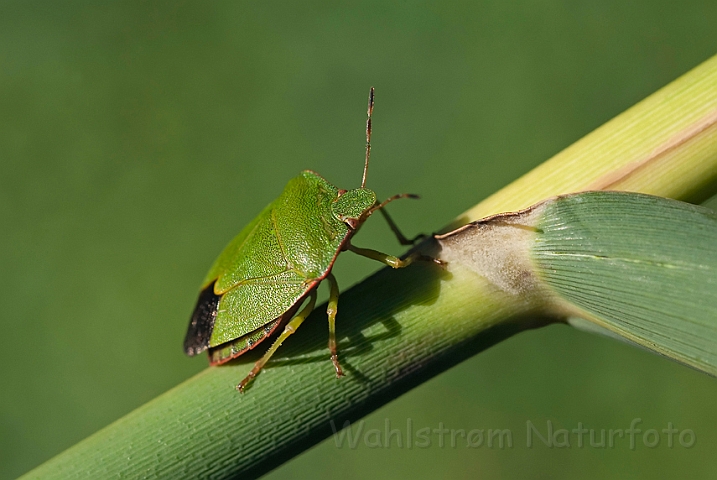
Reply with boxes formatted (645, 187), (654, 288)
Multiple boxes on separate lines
(183, 281), (221, 356)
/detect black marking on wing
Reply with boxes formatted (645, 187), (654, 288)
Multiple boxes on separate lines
(183, 281), (221, 356)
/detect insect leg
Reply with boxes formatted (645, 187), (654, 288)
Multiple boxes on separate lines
(364, 193), (424, 245)
(237, 290), (318, 392)
(347, 244), (440, 268)
(326, 273), (344, 377)
(377, 208), (425, 245)
(347, 244), (411, 268)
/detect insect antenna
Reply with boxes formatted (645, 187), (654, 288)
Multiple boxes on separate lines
(361, 87), (375, 189)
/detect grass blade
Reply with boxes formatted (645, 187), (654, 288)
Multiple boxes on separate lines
(533, 191), (717, 374)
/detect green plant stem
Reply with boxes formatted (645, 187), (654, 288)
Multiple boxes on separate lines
(22, 55), (717, 479)
(458, 54), (717, 225)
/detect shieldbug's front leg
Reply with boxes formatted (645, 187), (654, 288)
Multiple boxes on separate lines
(368, 193), (426, 246)
(326, 273), (344, 377)
(347, 244), (442, 269)
(237, 290), (317, 393)
(377, 204), (425, 246)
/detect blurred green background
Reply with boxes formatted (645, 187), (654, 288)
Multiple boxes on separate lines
(1, 1), (716, 479)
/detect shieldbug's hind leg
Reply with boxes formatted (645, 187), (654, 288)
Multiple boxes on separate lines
(347, 244), (444, 269)
(326, 273), (344, 377)
(237, 290), (318, 393)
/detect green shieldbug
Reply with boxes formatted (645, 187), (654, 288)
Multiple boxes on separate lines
(184, 88), (434, 391)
